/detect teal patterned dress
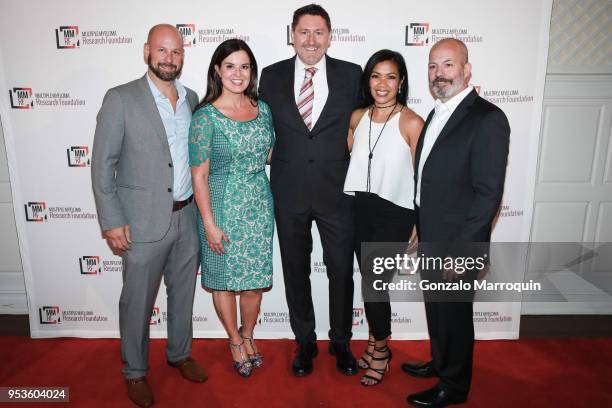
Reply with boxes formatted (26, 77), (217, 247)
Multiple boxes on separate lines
(189, 100), (274, 291)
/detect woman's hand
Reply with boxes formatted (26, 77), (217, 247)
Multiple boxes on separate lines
(205, 224), (230, 255)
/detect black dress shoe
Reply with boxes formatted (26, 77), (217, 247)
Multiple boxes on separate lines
(328, 342), (358, 376)
(407, 384), (467, 407)
(292, 342), (318, 377)
(401, 360), (437, 378)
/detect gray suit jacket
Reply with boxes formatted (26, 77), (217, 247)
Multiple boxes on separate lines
(91, 75), (198, 243)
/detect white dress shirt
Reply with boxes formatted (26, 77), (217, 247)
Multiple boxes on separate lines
(294, 56), (328, 128)
(415, 85), (473, 207)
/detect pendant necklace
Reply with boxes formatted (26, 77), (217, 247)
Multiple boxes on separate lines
(367, 102), (397, 192)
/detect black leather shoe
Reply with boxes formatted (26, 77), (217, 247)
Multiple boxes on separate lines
(328, 342), (358, 376)
(401, 360), (437, 378)
(292, 342), (318, 377)
(407, 384), (467, 407)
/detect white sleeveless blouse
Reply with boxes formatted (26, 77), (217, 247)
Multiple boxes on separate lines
(343, 110), (415, 209)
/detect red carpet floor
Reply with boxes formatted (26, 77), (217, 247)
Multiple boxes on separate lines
(0, 337), (610, 407)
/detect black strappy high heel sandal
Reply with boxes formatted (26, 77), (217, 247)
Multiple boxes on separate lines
(360, 344), (392, 386)
(358, 334), (376, 370)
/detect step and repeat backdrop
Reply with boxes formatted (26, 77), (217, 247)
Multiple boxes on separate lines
(0, 0), (552, 339)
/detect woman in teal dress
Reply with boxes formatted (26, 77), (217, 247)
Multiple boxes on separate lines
(189, 39), (274, 377)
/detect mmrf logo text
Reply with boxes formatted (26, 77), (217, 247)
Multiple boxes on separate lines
(55, 26), (80, 49)
(67, 146), (90, 167)
(24, 201), (47, 222)
(405, 23), (430, 46)
(176, 24), (196, 46)
(9, 87), (34, 109)
(80, 256), (101, 275)
(39, 306), (61, 324)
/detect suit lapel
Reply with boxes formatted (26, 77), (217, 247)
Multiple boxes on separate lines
(431, 89), (478, 150)
(280, 57), (310, 132)
(137, 75), (170, 152)
(414, 109), (435, 176)
(186, 90), (197, 111)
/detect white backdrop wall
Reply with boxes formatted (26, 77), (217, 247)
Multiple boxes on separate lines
(0, 0), (552, 339)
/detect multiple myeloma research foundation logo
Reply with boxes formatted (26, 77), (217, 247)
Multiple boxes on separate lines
(391, 312), (412, 325)
(39, 305), (108, 324)
(79, 256), (122, 275)
(9, 87), (85, 109)
(407, 96), (423, 109)
(482, 88), (534, 104)
(55, 25), (133, 48)
(55, 26), (80, 48)
(150, 307), (162, 325)
(67, 146), (90, 167)
(499, 204), (524, 218)
(194, 26), (249, 44)
(192, 314), (208, 323)
(473, 311), (513, 324)
(259, 311), (290, 324)
(405, 23), (483, 46)
(405, 23), (430, 46)
(9, 87), (34, 109)
(330, 27), (366, 43)
(286, 25), (365, 45)
(39, 306), (61, 324)
(24, 201), (48, 222)
(23, 201), (96, 222)
(352, 308), (365, 326)
(79, 256), (101, 275)
(148, 307), (193, 325)
(176, 24), (196, 46)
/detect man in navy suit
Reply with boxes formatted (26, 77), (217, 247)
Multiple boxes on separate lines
(259, 4), (362, 377)
(402, 38), (510, 407)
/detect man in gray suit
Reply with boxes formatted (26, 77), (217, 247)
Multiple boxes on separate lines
(92, 24), (206, 408)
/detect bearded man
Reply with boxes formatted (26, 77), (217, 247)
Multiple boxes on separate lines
(403, 38), (510, 407)
(92, 24), (206, 408)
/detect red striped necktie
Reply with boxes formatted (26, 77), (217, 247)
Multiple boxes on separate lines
(297, 67), (317, 130)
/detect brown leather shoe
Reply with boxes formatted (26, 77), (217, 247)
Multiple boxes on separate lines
(125, 377), (154, 408)
(168, 357), (208, 383)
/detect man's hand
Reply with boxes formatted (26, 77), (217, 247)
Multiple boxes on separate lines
(442, 265), (459, 282)
(103, 225), (131, 255)
(405, 226), (419, 254)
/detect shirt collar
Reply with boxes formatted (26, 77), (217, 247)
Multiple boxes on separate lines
(295, 55), (326, 77)
(146, 72), (186, 100)
(436, 85), (473, 116)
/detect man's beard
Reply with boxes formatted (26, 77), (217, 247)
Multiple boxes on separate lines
(148, 55), (182, 81)
(431, 76), (464, 101)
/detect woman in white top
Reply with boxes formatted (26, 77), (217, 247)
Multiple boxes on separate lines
(344, 50), (424, 386)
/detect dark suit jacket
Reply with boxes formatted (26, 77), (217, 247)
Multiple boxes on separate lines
(414, 89), (510, 243)
(259, 55), (362, 213)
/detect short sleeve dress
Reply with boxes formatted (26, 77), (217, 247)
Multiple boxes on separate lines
(189, 100), (274, 291)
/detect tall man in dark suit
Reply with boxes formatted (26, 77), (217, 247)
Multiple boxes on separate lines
(92, 24), (206, 408)
(402, 38), (510, 407)
(259, 4), (362, 377)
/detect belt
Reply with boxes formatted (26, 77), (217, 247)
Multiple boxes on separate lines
(172, 195), (193, 212)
